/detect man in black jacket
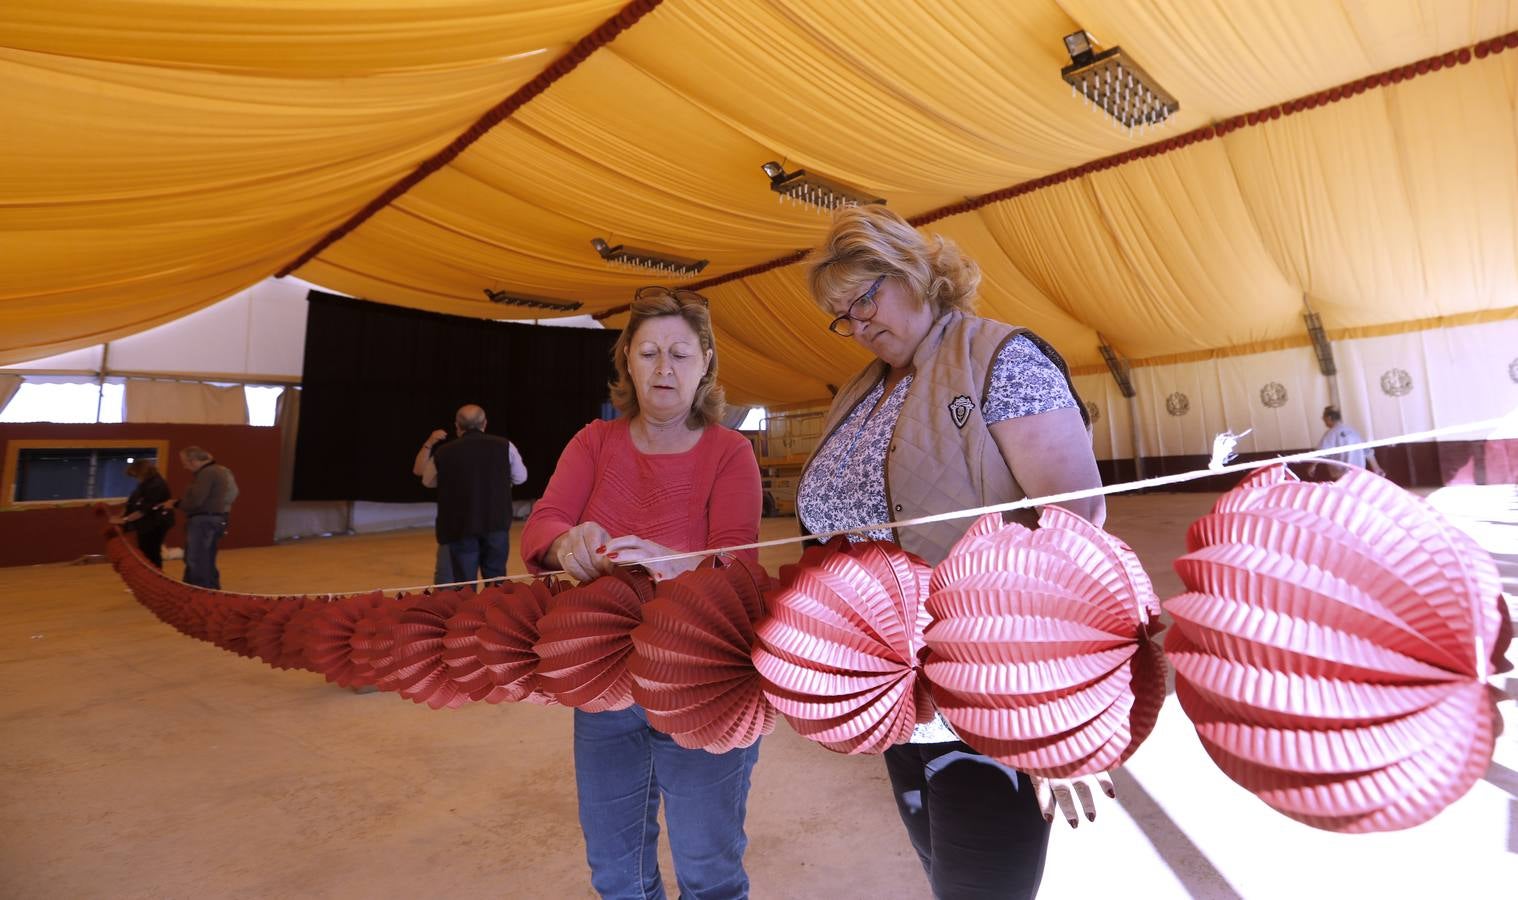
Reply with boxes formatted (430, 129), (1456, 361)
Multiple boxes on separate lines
(419, 404), (523, 586)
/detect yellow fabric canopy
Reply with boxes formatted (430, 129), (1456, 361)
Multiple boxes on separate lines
(4, 1), (1517, 406)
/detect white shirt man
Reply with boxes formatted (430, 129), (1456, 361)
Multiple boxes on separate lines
(1312, 407), (1385, 478)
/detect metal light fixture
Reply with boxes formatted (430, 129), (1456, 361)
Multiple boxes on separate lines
(761, 161), (884, 212)
(590, 238), (708, 278)
(483, 289), (582, 312)
(1098, 339), (1136, 398)
(1061, 30), (1179, 135)
(1303, 308), (1337, 377)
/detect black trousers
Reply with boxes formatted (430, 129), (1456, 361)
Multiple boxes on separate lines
(134, 525), (168, 569)
(883, 741), (1051, 900)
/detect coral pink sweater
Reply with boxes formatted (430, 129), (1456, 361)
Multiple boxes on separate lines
(521, 418), (762, 571)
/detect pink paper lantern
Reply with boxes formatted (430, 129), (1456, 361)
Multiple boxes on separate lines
(1167, 465), (1506, 831)
(630, 558), (777, 752)
(753, 539), (934, 754)
(924, 508), (1166, 776)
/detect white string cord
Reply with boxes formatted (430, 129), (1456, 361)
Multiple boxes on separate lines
(181, 416), (1509, 599)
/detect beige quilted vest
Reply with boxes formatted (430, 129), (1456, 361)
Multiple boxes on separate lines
(802, 311), (1084, 565)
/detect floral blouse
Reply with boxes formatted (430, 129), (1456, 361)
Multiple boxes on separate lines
(796, 334), (1076, 743)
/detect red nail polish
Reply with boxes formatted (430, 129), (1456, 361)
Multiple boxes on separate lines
(607, 552), (619, 559)
(595, 545), (606, 553)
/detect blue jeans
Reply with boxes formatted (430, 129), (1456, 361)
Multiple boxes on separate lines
(883, 742), (1051, 900)
(445, 529), (509, 586)
(184, 514), (228, 589)
(574, 706), (760, 899)
(433, 543), (455, 585)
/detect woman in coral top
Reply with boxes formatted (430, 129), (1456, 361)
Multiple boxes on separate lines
(522, 287), (763, 900)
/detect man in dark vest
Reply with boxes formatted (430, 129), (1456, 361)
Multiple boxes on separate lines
(420, 404), (524, 586)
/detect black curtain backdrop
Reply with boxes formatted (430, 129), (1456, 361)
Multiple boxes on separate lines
(293, 292), (619, 502)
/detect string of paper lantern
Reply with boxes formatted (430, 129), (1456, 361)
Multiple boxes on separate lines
(98, 460), (1511, 832)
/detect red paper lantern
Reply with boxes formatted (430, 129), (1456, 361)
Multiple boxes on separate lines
(305, 591), (395, 688)
(754, 539), (933, 754)
(205, 595), (266, 658)
(631, 558), (777, 752)
(247, 597), (308, 669)
(924, 509), (1166, 776)
(534, 569), (654, 711)
(443, 581), (560, 703)
(380, 592), (470, 709)
(1166, 465), (1506, 832)
(279, 601), (329, 672)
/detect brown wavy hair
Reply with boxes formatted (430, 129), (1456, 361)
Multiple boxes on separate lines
(609, 287), (725, 428)
(808, 204), (980, 319)
(124, 459), (160, 481)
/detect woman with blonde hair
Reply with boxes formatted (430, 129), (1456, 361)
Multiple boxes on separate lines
(796, 204), (1108, 899)
(522, 286), (764, 899)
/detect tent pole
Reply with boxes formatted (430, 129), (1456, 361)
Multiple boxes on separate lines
(95, 344), (109, 423)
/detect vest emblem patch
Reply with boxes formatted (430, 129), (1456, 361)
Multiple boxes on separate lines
(948, 395), (974, 429)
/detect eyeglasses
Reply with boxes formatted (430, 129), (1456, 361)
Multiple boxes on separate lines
(634, 285), (709, 308)
(827, 276), (886, 336)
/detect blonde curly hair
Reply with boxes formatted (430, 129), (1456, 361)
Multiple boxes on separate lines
(807, 205), (980, 319)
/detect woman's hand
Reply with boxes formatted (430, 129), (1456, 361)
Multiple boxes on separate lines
(601, 535), (699, 583)
(550, 522), (613, 582)
(1030, 771), (1116, 827)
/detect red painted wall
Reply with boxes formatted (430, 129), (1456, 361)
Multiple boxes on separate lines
(1, 423), (281, 567)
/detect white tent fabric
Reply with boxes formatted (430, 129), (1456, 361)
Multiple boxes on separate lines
(124, 381), (248, 425)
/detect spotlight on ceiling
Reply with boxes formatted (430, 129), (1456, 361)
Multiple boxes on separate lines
(482, 289), (583, 312)
(1061, 30), (1179, 136)
(761, 161), (885, 212)
(590, 238), (708, 278)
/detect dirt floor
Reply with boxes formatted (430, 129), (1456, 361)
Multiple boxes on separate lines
(2, 491), (1515, 899)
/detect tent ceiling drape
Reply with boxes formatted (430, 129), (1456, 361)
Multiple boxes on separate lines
(4, 1), (1517, 405)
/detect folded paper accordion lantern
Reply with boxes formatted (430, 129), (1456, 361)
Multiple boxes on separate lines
(534, 568), (654, 711)
(630, 557), (776, 752)
(924, 508), (1166, 776)
(303, 591), (395, 689)
(754, 539), (934, 754)
(1167, 465), (1507, 832)
(443, 581), (562, 705)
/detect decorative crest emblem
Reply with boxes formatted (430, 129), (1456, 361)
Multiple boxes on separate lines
(948, 395), (974, 429)
(1379, 368), (1413, 397)
(1165, 392), (1190, 417)
(1259, 382), (1288, 409)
